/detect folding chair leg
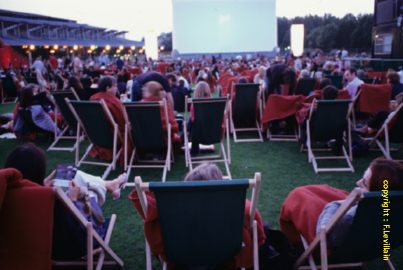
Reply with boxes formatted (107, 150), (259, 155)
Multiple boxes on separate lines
(87, 223), (94, 270)
(126, 149), (137, 186)
(146, 240), (152, 270)
(319, 227), (328, 270)
(301, 235), (318, 270)
(95, 214), (117, 270)
(221, 143), (232, 179)
(253, 220), (259, 270)
(386, 258), (396, 270)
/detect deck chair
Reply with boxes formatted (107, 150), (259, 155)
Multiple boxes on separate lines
(263, 95), (303, 141)
(295, 188), (403, 270)
(66, 99), (122, 179)
(306, 99), (354, 173)
(324, 75), (343, 89)
(184, 97), (231, 178)
(123, 100), (172, 183)
(230, 83), (263, 142)
(295, 78), (317, 96)
(367, 103), (403, 160)
(352, 84), (392, 127)
(47, 90), (81, 152)
(134, 173), (261, 270)
(52, 188), (124, 270)
(0, 75), (18, 103)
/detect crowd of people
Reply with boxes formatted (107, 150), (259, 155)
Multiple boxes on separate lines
(1, 50), (403, 269)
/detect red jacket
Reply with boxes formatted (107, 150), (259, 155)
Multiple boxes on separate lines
(280, 184), (348, 247)
(89, 92), (128, 161)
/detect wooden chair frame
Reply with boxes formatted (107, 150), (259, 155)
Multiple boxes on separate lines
(134, 173), (261, 270)
(48, 89), (82, 152)
(184, 96), (232, 178)
(229, 83), (264, 143)
(53, 188), (124, 270)
(66, 98), (122, 180)
(306, 99), (354, 173)
(365, 103), (403, 160)
(295, 188), (397, 270)
(123, 99), (172, 184)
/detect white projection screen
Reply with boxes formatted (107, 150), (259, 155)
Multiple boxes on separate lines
(172, 0), (277, 55)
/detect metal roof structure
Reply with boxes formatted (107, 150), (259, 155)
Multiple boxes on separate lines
(0, 9), (144, 48)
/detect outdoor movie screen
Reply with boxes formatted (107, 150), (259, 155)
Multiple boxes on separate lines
(172, 0), (277, 55)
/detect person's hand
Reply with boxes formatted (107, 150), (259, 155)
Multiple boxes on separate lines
(68, 180), (87, 201)
(43, 170), (56, 187)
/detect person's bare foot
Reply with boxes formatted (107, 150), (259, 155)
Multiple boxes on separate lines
(106, 173), (128, 200)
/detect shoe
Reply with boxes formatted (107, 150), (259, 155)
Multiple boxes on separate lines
(111, 173), (128, 200)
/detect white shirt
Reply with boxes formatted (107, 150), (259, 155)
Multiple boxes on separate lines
(346, 77), (364, 98)
(398, 70), (403, 84)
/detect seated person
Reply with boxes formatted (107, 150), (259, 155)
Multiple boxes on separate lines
(188, 81), (212, 155)
(131, 71), (174, 110)
(279, 158), (403, 250)
(299, 85), (341, 153)
(141, 81), (181, 147)
(129, 162), (266, 269)
(388, 71), (403, 100)
(171, 78), (191, 113)
(3, 143), (127, 259)
(90, 76), (128, 162)
(13, 84), (60, 139)
(355, 92), (403, 136)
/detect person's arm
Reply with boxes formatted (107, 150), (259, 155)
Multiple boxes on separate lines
(316, 200), (357, 248)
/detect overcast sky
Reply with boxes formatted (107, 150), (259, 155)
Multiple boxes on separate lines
(0, 0), (374, 40)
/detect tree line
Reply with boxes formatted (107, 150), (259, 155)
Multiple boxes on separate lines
(278, 13), (374, 52)
(158, 13), (374, 53)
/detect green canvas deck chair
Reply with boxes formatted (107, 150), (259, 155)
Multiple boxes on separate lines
(230, 83), (264, 143)
(123, 100), (172, 184)
(66, 99), (122, 179)
(134, 173), (261, 270)
(368, 103), (403, 160)
(1, 75), (18, 103)
(306, 99), (354, 173)
(184, 96), (231, 178)
(324, 75), (343, 90)
(295, 188), (403, 270)
(295, 78), (317, 96)
(52, 188), (124, 270)
(47, 89), (81, 152)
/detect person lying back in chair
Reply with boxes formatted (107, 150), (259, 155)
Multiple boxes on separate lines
(129, 162), (267, 269)
(354, 92), (403, 136)
(3, 143), (127, 259)
(279, 158), (403, 251)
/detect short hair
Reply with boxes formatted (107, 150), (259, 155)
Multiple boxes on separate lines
(368, 158), (403, 191)
(4, 143), (47, 185)
(184, 163), (223, 181)
(193, 81), (211, 98)
(319, 78), (332, 89)
(322, 85), (339, 100)
(238, 77), (248, 84)
(387, 72), (401, 84)
(19, 85), (35, 108)
(98, 76), (116, 92)
(142, 81), (164, 98)
(348, 68), (357, 75)
(166, 73), (177, 82)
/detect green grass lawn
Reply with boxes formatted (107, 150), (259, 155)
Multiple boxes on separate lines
(1, 103), (402, 269)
